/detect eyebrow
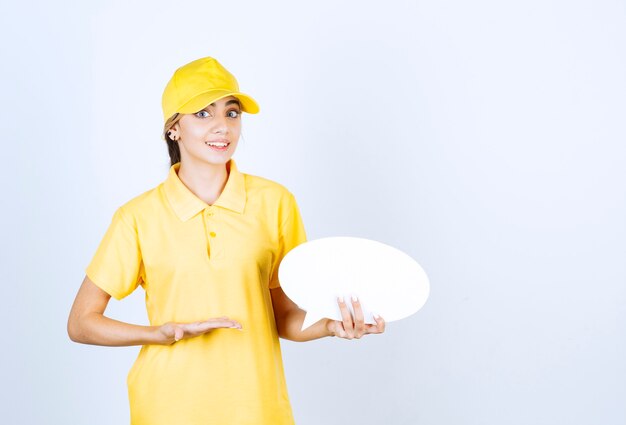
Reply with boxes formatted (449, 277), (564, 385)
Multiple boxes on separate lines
(207, 99), (241, 108)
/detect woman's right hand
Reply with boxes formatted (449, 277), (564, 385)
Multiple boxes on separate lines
(68, 275), (243, 347)
(158, 317), (242, 345)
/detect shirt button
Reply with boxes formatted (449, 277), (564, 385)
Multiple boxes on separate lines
(207, 212), (214, 216)
(209, 231), (216, 237)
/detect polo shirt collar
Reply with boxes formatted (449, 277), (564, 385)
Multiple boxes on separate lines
(164, 159), (246, 221)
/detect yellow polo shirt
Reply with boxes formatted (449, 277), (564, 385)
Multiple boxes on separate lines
(85, 159), (306, 425)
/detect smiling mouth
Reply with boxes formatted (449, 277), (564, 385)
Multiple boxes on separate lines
(205, 141), (230, 147)
(204, 141), (231, 152)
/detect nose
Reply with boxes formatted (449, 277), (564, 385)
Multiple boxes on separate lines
(212, 114), (229, 134)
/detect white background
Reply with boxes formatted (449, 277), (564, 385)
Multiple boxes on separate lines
(2, 1), (625, 424)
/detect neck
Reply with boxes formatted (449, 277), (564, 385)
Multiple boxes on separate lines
(177, 159), (231, 205)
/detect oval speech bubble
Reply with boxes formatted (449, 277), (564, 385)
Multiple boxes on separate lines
(278, 236), (430, 331)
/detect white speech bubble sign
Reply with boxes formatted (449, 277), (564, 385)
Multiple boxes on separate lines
(278, 236), (430, 331)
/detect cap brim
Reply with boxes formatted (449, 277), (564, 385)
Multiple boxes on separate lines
(177, 89), (260, 115)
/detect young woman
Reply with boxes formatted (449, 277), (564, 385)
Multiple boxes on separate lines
(67, 56), (385, 425)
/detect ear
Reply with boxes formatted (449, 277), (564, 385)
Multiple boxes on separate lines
(167, 123), (180, 141)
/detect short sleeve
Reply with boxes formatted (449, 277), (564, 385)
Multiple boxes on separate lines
(85, 206), (144, 300)
(269, 193), (307, 289)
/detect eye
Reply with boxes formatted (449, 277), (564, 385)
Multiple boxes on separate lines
(227, 109), (241, 118)
(195, 110), (210, 118)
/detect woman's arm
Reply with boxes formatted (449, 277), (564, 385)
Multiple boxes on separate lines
(67, 275), (242, 346)
(270, 286), (385, 342)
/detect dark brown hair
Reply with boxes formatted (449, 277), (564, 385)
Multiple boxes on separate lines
(163, 113), (182, 166)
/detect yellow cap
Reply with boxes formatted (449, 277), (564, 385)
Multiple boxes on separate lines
(161, 57), (260, 122)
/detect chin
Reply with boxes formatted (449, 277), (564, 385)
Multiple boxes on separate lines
(204, 153), (235, 166)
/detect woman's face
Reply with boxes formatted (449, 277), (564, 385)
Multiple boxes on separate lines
(171, 95), (242, 167)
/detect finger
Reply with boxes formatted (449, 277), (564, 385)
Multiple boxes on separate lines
(333, 320), (347, 338)
(337, 297), (354, 339)
(351, 295), (365, 338)
(174, 326), (184, 342)
(208, 318), (243, 329)
(366, 313), (385, 334)
(180, 318), (243, 338)
(180, 321), (211, 336)
(364, 323), (378, 333)
(376, 314), (385, 333)
(201, 318), (243, 331)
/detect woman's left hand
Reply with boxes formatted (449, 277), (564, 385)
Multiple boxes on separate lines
(326, 296), (385, 339)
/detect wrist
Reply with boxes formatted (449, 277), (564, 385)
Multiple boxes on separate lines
(150, 325), (171, 345)
(324, 318), (336, 338)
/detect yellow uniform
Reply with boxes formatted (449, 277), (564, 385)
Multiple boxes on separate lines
(86, 159), (306, 424)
